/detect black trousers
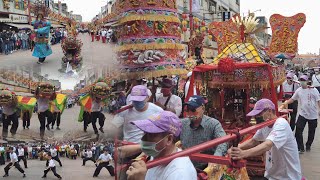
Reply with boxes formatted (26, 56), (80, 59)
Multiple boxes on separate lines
(22, 111), (31, 128)
(52, 112), (61, 127)
(4, 162), (25, 175)
(295, 115), (318, 150)
(43, 166), (61, 178)
(288, 101), (298, 131)
(93, 162), (115, 177)
(83, 157), (95, 165)
(98, 112), (105, 128)
(83, 111), (91, 132)
(38, 110), (53, 137)
(91, 112), (105, 132)
(2, 112), (18, 138)
(0, 153), (5, 165)
(83, 112), (100, 134)
(46, 156), (62, 167)
(39, 57), (46, 62)
(18, 156), (27, 168)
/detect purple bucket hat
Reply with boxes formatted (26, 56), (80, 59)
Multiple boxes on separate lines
(299, 75), (309, 81)
(131, 111), (182, 137)
(286, 73), (294, 79)
(129, 85), (149, 102)
(246, 99), (275, 117)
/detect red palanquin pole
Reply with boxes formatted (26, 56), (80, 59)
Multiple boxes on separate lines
(146, 115), (286, 169)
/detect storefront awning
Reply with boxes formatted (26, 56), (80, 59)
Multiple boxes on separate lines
(104, 21), (118, 27)
(51, 24), (65, 28)
(5, 23), (33, 30)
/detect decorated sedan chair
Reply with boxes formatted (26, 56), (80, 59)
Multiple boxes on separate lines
(183, 13), (305, 179)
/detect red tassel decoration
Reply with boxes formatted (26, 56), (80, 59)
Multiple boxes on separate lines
(218, 57), (236, 73)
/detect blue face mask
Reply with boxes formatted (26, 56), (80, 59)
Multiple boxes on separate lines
(132, 101), (146, 111)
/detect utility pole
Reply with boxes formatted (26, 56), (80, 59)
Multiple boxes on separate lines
(189, 0), (193, 38)
(28, 0), (31, 25)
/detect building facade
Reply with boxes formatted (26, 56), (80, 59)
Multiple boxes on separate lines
(72, 14), (82, 23)
(0, 0), (71, 30)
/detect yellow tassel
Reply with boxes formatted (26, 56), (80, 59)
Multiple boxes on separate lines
(118, 14), (181, 24)
(115, 43), (186, 52)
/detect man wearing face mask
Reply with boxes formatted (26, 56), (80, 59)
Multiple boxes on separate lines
(311, 67), (320, 92)
(152, 78), (182, 117)
(279, 72), (300, 131)
(229, 99), (301, 180)
(281, 75), (320, 153)
(180, 95), (227, 170)
(125, 111), (197, 180)
(126, 79), (152, 105)
(112, 85), (163, 144)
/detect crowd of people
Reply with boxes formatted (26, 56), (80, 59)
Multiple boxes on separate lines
(90, 28), (116, 44)
(0, 27), (67, 56)
(0, 29), (33, 55)
(0, 141), (115, 178)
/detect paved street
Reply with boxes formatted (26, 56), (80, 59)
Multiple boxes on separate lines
(0, 156), (114, 180)
(1, 105), (117, 142)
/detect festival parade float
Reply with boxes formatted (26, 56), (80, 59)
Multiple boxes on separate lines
(60, 19), (84, 73)
(113, 0), (188, 79)
(185, 13), (306, 178)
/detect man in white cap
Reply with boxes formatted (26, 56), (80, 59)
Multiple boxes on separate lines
(229, 99), (301, 180)
(282, 74), (320, 153)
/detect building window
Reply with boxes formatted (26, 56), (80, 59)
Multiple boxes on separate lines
(208, 0), (217, 12)
(19, 0), (25, 10)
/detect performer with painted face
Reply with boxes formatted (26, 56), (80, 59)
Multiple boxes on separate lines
(0, 90), (18, 139)
(31, 0), (52, 64)
(35, 82), (56, 139)
(78, 81), (111, 136)
(0, 89), (37, 138)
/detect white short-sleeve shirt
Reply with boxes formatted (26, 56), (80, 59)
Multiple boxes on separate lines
(112, 103), (163, 143)
(156, 94), (182, 117)
(291, 87), (320, 120)
(37, 98), (50, 112)
(253, 118), (302, 180)
(145, 149), (197, 180)
(10, 152), (18, 163)
(98, 153), (112, 162)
